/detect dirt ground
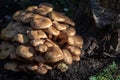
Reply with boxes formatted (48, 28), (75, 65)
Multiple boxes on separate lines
(0, 0), (120, 80)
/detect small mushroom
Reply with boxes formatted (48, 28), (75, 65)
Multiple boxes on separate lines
(27, 30), (47, 40)
(68, 35), (83, 48)
(13, 10), (23, 20)
(30, 39), (45, 47)
(38, 3), (53, 13)
(66, 45), (81, 56)
(44, 39), (58, 47)
(0, 42), (15, 59)
(36, 63), (52, 75)
(4, 62), (18, 71)
(72, 55), (80, 61)
(20, 13), (33, 23)
(57, 63), (68, 72)
(13, 34), (29, 44)
(63, 27), (76, 36)
(63, 15), (75, 26)
(30, 17), (52, 29)
(16, 45), (34, 58)
(35, 44), (48, 53)
(26, 6), (38, 13)
(45, 26), (60, 36)
(52, 21), (67, 31)
(62, 49), (72, 65)
(49, 11), (65, 22)
(27, 64), (38, 71)
(45, 47), (63, 62)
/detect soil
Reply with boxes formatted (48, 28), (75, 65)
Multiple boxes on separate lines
(0, 0), (120, 80)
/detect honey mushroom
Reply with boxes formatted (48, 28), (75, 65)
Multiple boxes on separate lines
(0, 42), (15, 59)
(16, 45), (34, 59)
(0, 3), (84, 74)
(36, 3), (53, 16)
(45, 47), (64, 62)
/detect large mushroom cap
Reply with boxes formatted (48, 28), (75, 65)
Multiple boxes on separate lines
(30, 17), (52, 29)
(16, 45), (34, 58)
(45, 47), (64, 62)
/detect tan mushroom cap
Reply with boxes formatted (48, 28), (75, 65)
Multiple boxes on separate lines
(30, 39), (45, 47)
(35, 44), (48, 53)
(30, 17), (52, 29)
(66, 45), (81, 56)
(45, 26), (60, 36)
(52, 21), (67, 31)
(62, 49), (72, 65)
(63, 27), (76, 36)
(72, 55), (80, 61)
(27, 64), (38, 71)
(26, 6), (38, 13)
(16, 45), (34, 58)
(13, 10), (23, 20)
(38, 3), (53, 13)
(4, 62), (18, 71)
(44, 39), (59, 47)
(13, 34), (28, 44)
(49, 11), (65, 22)
(20, 12), (33, 23)
(57, 63), (68, 72)
(45, 47), (64, 62)
(0, 42), (15, 59)
(32, 14), (44, 19)
(68, 35), (83, 48)
(27, 30), (47, 40)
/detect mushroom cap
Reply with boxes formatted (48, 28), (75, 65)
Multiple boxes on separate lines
(45, 26), (60, 36)
(0, 42), (15, 59)
(27, 64), (38, 71)
(63, 27), (76, 36)
(52, 21), (67, 31)
(66, 45), (81, 56)
(13, 34), (28, 44)
(27, 30), (47, 40)
(26, 6), (38, 13)
(45, 47), (64, 62)
(16, 45), (34, 58)
(72, 55), (80, 61)
(49, 11), (65, 22)
(20, 13), (33, 23)
(35, 44), (48, 53)
(30, 17), (52, 29)
(13, 10), (23, 20)
(57, 63), (68, 72)
(38, 3), (53, 13)
(68, 35), (83, 48)
(62, 49), (72, 65)
(4, 62), (18, 71)
(30, 39), (45, 47)
(44, 39), (59, 47)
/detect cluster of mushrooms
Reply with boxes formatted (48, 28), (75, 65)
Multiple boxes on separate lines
(0, 3), (83, 74)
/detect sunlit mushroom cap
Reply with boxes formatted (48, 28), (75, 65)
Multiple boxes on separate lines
(68, 35), (83, 48)
(26, 6), (38, 13)
(49, 11), (65, 22)
(38, 3), (53, 13)
(27, 30), (47, 40)
(62, 49), (72, 64)
(16, 45), (34, 58)
(30, 17), (52, 29)
(45, 47), (63, 62)
(52, 21), (67, 31)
